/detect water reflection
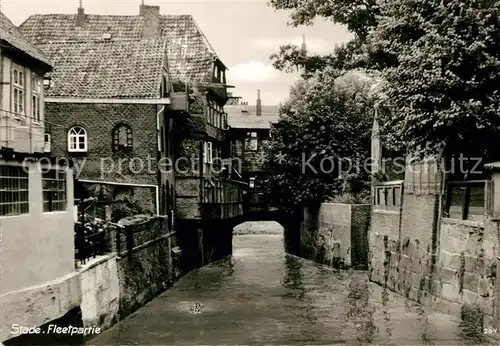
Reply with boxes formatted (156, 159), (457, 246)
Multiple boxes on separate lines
(457, 305), (487, 344)
(381, 288), (394, 342)
(281, 254), (318, 342)
(346, 276), (378, 343)
(282, 255), (303, 291)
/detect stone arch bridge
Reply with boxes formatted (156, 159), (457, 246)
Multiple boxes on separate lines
(176, 191), (302, 273)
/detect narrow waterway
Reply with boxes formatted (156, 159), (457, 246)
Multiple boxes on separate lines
(89, 231), (496, 345)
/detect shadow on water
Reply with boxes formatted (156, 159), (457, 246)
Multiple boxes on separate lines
(183, 255), (235, 293)
(281, 255), (318, 342)
(282, 255), (304, 292)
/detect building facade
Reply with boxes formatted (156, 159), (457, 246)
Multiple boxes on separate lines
(0, 11), (78, 343)
(20, 3), (247, 271)
(225, 90), (279, 207)
(19, 5), (189, 223)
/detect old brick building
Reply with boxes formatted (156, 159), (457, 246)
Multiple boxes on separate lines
(19, 3), (229, 223)
(20, 3), (248, 270)
(225, 90), (279, 207)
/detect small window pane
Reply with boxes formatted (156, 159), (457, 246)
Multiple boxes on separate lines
(0, 165), (29, 216)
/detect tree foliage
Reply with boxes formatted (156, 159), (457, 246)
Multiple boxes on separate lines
(268, 0), (387, 77)
(269, 0), (500, 158)
(373, 0), (500, 158)
(263, 71), (375, 210)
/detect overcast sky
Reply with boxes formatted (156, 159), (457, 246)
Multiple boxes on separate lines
(4, 0), (352, 106)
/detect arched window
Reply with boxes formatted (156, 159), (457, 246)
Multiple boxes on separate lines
(68, 126), (87, 152)
(112, 124), (132, 152)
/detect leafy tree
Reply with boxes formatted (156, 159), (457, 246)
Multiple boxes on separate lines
(270, 0), (500, 160)
(263, 70), (376, 210)
(372, 0), (500, 158)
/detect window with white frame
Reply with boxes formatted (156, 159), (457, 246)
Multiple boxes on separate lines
(42, 168), (67, 212)
(68, 126), (88, 152)
(203, 141), (213, 163)
(12, 65), (25, 115)
(0, 165), (29, 216)
(32, 74), (41, 123)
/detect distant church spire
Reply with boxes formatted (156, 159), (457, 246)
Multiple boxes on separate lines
(301, 33), (307, 55)
(297, 33), (307, 73)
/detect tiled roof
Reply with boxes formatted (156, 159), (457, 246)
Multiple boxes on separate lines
(226, 105), (280, 129)
(19, 14), (217, 83)
(0, 12), (51, 67)
(37, 39), (167, 98)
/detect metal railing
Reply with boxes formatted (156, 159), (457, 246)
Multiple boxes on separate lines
(74, 198), (119, 264)
(373, 180), (404, 209)
(444, 180), (487, 222)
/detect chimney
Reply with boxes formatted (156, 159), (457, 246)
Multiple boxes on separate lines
(140, 4), (161, 38)
(256, 90), (262, 116)
(76, 3), (87, 27)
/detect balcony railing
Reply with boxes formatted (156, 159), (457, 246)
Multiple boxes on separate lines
(202, 178), (246, 204)
(373, 180), (404, 211)
(201, 178), (247, 219)
(443, 180), (488, 222)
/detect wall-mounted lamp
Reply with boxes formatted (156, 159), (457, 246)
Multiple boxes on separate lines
(249, 177), (256, 189)
(43, 77), (52, 89)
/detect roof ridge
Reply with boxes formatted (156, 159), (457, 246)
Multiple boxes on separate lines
(38, 37), (169, 44)
(188, 15), (218, 58)
(26, 13), (198, 19)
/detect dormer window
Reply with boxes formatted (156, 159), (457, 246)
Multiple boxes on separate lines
(12, 64), (25, 116)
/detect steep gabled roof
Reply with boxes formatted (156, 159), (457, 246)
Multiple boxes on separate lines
(38, 39), (167, 98)
(0, 11), (51, 67)
(19, 14), (217, 83)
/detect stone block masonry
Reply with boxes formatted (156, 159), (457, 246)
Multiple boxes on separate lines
(115, 216), (177, 317)
(300, 203), (371, 269)
(369, 159), (500, 330)
(7, 215), (184, 344)
(369, 214), (498, 329)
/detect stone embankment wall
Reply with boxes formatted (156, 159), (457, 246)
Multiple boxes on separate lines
(369, 161), (499, 329)
(300, 203), (371, 269)
(78, 215), (180, 335)
(370, 218), (498, 328)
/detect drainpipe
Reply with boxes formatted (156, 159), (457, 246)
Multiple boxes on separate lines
(156, 105), (165, 215)
(157, 105), (165, 152)
(155, 185), (160, 215)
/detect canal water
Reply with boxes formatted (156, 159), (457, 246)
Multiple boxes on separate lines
(89, 225), (497, 345)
